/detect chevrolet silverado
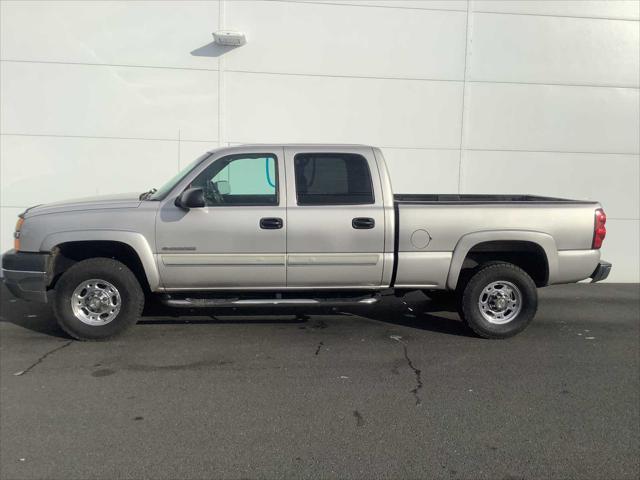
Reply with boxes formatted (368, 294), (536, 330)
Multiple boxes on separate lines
(2, 144), (611, 340)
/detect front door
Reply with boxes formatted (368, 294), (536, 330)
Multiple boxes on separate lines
(156, 148), (286, 289)
(284, 147), (385, 288)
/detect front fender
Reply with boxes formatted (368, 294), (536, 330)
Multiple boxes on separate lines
(41, 230), (161, 291)
(446, 230), (558, 290)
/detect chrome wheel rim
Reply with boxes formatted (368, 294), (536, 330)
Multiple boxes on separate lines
(478, 281), (522, 324)
(71, 279), (121, 326)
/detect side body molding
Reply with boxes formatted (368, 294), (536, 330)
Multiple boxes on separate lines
(41, 230), (161, 291)
(446, 230), (558, 290)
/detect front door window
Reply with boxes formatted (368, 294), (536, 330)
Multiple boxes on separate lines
(190, 154), (278, 206)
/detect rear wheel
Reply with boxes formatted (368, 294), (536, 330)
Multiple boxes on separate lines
(458, 262), (537, 339)
(53, 258), (144, 340)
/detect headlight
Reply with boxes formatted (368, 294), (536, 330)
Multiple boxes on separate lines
(14, 216), (24, 251)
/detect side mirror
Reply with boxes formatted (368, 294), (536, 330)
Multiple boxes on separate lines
(175, 187), (205, 209)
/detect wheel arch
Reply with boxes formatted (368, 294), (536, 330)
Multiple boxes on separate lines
(446, 231), (558, 290)
(42, 231), (161, 291)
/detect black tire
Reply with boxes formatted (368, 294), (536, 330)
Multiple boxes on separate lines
(52, 258), (144, 340)
(458, 263), (537, 339)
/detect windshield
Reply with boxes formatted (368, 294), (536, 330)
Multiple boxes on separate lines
(147, 152), (212, 200)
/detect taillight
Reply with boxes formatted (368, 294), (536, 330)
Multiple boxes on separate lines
(592, 208), (606, 249)
(13, 216), (24, 251)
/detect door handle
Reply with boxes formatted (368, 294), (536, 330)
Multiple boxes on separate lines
(352, 217), (375, 229)
(260, 217), (283, 229)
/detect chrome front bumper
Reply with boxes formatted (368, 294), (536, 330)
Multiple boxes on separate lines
(1, 250), (51, 303)
(590, 261), (612, 283)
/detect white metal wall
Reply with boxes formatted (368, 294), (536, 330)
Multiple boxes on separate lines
(1, 0), (639, 281)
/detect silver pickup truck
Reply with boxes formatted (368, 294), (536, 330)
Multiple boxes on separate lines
(2, 144), (611, 340)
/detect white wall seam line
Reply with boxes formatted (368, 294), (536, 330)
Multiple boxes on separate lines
(0, 58), (220, 72)
(2, 133), (638, 157)
(218, 0), (226, 147)
(2, 59), (637, 90)
(458, 0), (472, 194)
(271, 0), (467, 14)
(0, 133), (218, 144)
(473, 10), (640, 23)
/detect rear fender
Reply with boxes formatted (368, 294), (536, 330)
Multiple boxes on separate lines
(446, 230), (558, 290)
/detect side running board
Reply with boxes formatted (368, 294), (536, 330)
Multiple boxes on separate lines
(160, 293), (380, 308)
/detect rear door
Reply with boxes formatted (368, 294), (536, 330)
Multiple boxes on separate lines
(284, 147), (385, 288)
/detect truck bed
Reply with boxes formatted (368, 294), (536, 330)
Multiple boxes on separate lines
(394, 194), (594, 204)
(391, 193), (601, 289)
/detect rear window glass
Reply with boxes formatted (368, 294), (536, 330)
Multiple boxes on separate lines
(294, 153), (374, 205)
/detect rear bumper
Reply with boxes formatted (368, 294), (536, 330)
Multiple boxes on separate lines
(1, 250), (51, 303)
(590, 261), (612, 283)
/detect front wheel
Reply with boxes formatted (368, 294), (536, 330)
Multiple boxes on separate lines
(52, 258), (144, 340)
(458, 263), (537, 339)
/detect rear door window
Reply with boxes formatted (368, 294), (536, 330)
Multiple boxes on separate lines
(293, 153), (374, 205)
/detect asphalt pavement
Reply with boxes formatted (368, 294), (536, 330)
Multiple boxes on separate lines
(1, 283), (638, 480)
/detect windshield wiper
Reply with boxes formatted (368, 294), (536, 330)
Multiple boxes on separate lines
(139, 188), (157, 200)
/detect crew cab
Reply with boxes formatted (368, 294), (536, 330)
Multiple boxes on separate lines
(2, 144), (611, 340)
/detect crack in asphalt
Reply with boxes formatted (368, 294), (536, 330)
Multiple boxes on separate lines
(315, 341), (324, 356)
(353, 410), (364, 427)
(391, 336), (423, 406)
(13, 340), (73, 376)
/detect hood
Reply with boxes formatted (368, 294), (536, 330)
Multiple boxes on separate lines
(24, 193), (142, 217)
